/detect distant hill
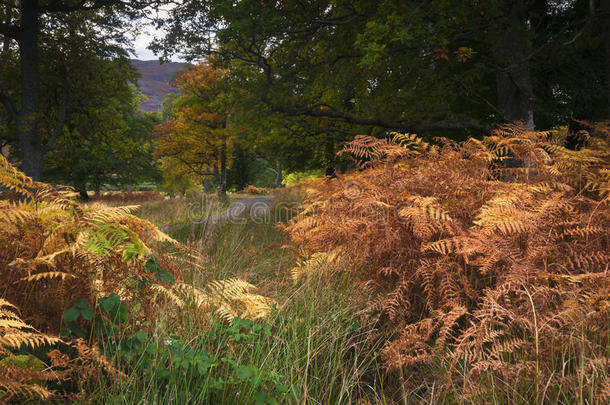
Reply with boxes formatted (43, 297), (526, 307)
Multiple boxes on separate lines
(131, 59), (189, 112)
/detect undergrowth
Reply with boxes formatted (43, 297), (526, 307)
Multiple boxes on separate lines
(284, 122), (610, 403)
(0, 157), (277, 402)
(3, 122), (608, 404)
(87, 210), (385, 404)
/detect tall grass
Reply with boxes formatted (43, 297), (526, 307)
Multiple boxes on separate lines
(83, 193), (234, 227)
(87, 201), (386, 404)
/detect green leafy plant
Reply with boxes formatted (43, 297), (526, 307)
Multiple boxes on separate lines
(109, 317), (299, 404)
(61, 294), (128, 341)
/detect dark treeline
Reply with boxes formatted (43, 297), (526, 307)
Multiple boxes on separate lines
(1, 0), (609, 192)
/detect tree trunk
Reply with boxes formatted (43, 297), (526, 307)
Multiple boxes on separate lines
(275, 160), (283, 188)
(203, 178), (211, 195)
(324, 134), (336, 178)
(77, 184), (89, 201)
(217, 143), (227, 198)
(16, 1), (42, 179)
(603, 0), (610, 119)
(494, 0), (535, 128)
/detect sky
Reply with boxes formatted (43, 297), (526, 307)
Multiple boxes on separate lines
(133, 31), (159, 60)
(131, 5), (183, 61)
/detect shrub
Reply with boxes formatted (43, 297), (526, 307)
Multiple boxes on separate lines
(0, 155), (186, 334)
(239, 185), (269, 195)
(283, 123), (610, 402)
(0, 156), (276, 401)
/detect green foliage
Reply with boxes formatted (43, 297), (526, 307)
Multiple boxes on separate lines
(61, 294), (128, 340)
(284, 169), (324, 186)
(107, 318), (300, 404)
(154, 0), (608, 145)
(156, 156), (202, 196)
(43, 57), (160, 192)
(226, 146), (278, 190)
(143, 256), (176, 285)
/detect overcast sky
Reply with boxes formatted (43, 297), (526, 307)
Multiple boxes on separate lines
(133, 31), (159, 60)
(131, 5), (183, 61)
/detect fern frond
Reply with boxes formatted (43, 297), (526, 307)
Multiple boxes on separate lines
(0, 300), (62, 350)
(178, 279), (277, 322)
(0, 155), (39, 199)
(290, 249), (345, 282)
(150, 284), (185, 308)
(18, 272), (76, 283)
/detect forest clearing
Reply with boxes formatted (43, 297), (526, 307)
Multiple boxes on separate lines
(1, 1), (610, 404)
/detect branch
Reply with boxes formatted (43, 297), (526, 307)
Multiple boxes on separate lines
(40, 0), (118, 13)
(175, 156), (215, 177)
(39, 0), (172, 14)
(261, 95), (488, 133)
(455, 79), (505, 121)
(250, 44), (489, 134)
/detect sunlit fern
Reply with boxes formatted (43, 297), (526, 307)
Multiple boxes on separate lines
(284, 123), (610, 401)
(175, 279), (277, 323)
(0, 298), (60, 401)
(289, 249), (345, 283)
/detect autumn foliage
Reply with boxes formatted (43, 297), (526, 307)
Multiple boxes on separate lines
(0, 155), (275, 401)
(284, 123), (610, 402)
(153, 62), (235, 196)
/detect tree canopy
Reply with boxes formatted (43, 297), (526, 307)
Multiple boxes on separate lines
(154, 0), (609, 140)
(0, 0), (168, 179)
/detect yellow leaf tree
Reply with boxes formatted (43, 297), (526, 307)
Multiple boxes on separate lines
(154, 62), (235, 197)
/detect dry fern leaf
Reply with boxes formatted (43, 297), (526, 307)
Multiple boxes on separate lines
(423, 237), (483, 256)
(562, 226), (606, 238)
(0, 299), (62, 350)
(175, 279), (277, 322)
(18, 271), (76, 283)
(398, 205), (453, 222)
(0, 155), (39, 199)
(0, 378), (54, 402)
(290, 249), (345, 283)
(150, 284), (185, 308)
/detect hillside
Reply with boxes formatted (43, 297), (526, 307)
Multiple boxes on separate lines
(130, 59), (189, 112)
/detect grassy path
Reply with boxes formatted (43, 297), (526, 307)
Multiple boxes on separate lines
(160, 196), (273, 233)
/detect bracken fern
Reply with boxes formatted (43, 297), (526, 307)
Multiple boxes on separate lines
(284, 123), (610, 403)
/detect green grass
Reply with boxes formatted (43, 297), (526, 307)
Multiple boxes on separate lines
(85, 200), (386, 404)
(84, 193), (237, 227)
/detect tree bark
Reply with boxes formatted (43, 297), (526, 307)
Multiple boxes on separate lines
(217, 143), (227, 198)
(494, 0), (535, 128)
(324, 134), (336, 178)
(77, 184), (89, 201)
(275, 160), (283, 188)
(203, 178), (211, 194)
(16, 1), (42, 179)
